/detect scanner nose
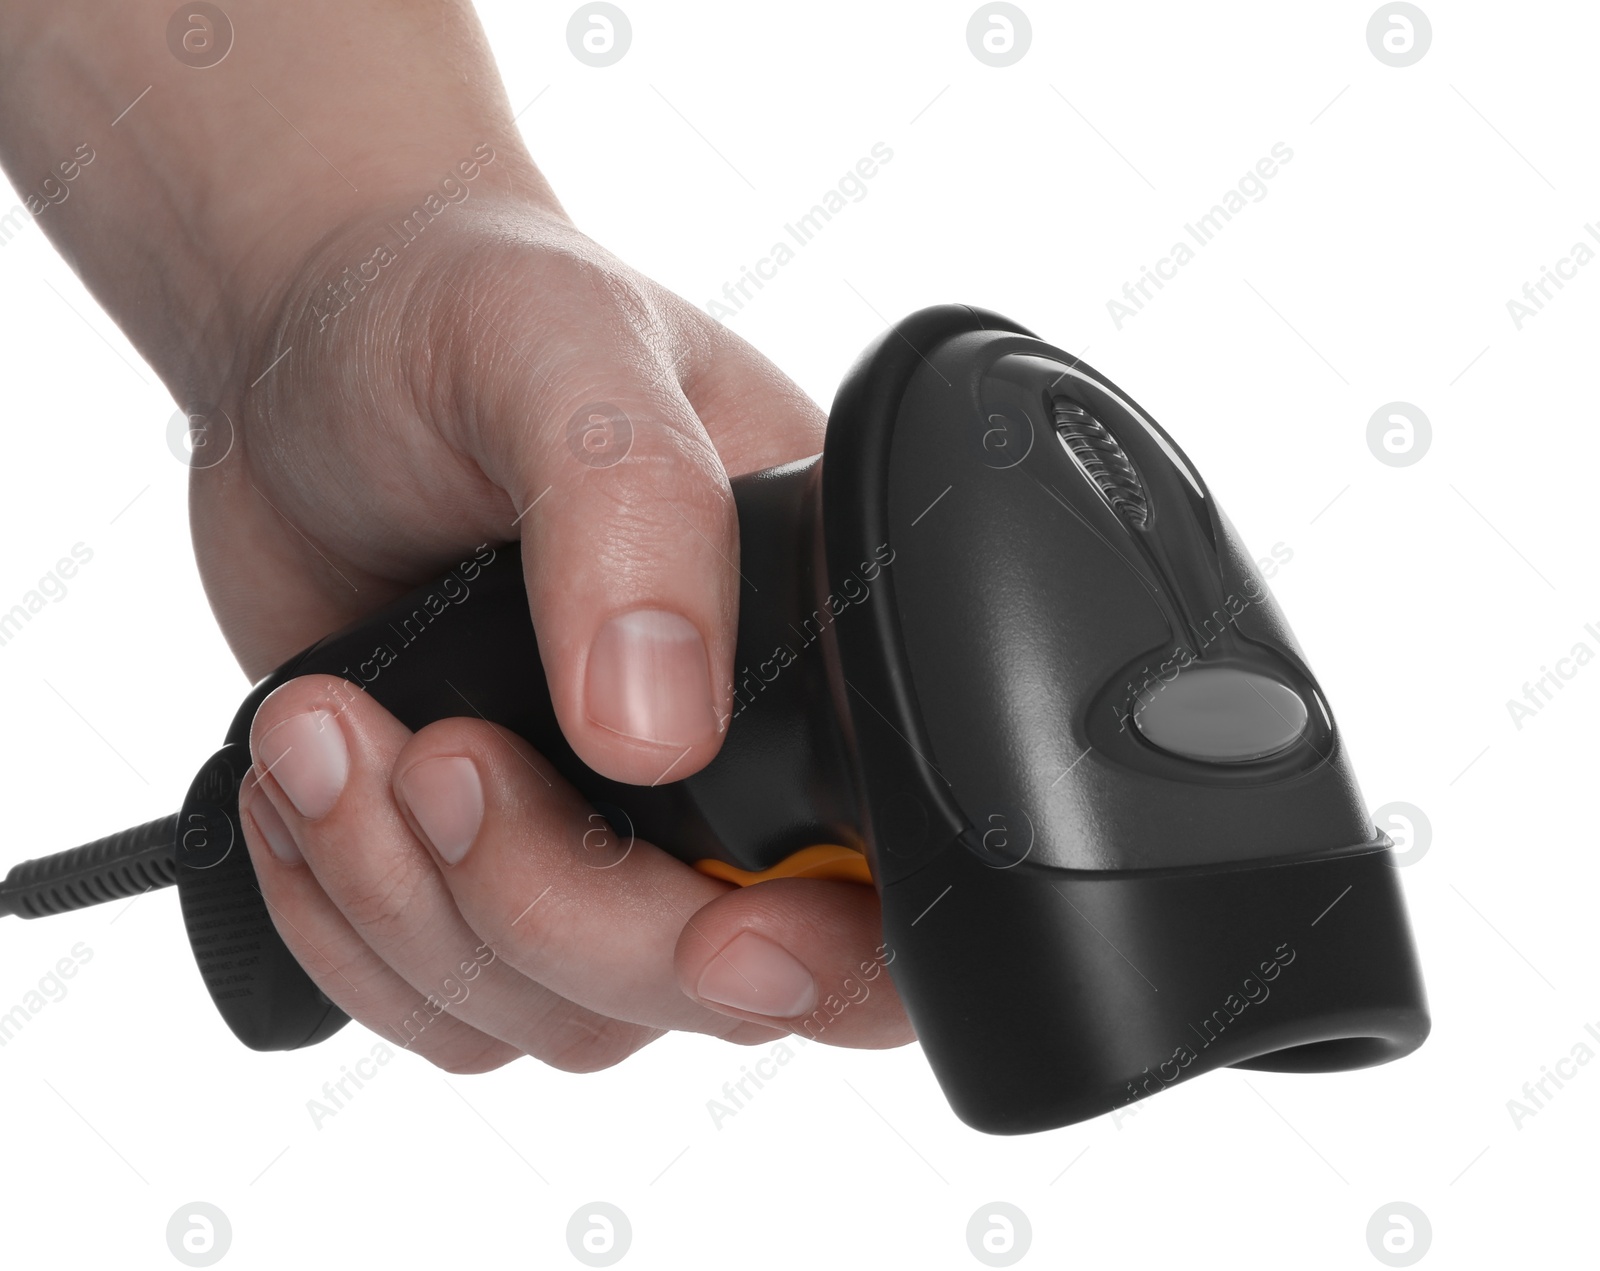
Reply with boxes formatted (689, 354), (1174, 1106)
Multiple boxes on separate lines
(1132, 666), (1309, 763)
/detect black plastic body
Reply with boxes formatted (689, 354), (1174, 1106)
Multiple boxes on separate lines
(0, 813), (178, 919)
(173, 304), (1429, 1132)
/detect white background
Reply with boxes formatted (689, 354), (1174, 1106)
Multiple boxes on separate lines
(0, 1), (1594, 1267)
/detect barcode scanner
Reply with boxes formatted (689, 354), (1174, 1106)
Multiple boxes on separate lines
(1, 305), (1429, 1134)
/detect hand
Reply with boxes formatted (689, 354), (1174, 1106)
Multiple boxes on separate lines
(216, 195), (915, 1070)
(0, 0), (914, 1072)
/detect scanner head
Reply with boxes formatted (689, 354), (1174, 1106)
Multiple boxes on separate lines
(821, 306), (1429, 1133)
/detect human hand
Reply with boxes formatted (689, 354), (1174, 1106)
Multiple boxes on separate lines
(216, 195), (914, 1071)
(0, 0), (914, 1071)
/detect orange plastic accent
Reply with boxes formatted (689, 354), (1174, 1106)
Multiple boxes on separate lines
(693, 843), (873, 887)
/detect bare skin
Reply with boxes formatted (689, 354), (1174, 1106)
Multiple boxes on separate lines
(0, 0), (913, 1072)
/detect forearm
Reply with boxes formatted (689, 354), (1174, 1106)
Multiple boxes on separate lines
(0, 0), (555, 399)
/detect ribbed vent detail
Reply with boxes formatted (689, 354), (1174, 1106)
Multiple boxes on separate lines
(1051, 398), (1150, 528)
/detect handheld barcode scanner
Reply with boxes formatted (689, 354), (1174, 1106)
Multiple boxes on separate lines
(2, 305), (1428, 1133)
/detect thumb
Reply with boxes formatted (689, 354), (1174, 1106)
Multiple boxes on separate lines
(452, 312), (743, 786)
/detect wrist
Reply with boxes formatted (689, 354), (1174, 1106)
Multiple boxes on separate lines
(0, 0), (562, 404)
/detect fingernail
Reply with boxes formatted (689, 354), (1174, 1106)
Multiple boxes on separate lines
(255, 709), (349, 820)
(398, 756), (484, 865)
(586, 608), (718, 746)
(695, 931), (817, 1018)
(245, 780), (302, 863)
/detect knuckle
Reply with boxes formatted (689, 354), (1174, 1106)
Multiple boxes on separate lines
(528, 240), (663, 338)
(474, 876), (602, 993)
(336, 854), (423, 943)
(476, 901), (559, 983)
(549, 387), (722, 499)
(406, 715), (498, 766)
(570, 459), (735, 578)
(538, 1017), (654, 1074)
(431, 1032), (520, 1075)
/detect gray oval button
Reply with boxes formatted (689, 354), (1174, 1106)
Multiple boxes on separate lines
(1134, 667), (1308, 762)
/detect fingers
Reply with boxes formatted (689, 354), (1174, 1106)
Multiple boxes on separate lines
(429, 260), (736, 789)
(242, 674), (667, 1073)
(237, 783), (522, 1075)
(675, 879), (917, 1050)
(521, 374), (734, 788)
(388, 711), (784, 1043)
(677, 316), (827, 476)
(241, 671), (902, 1067)
(391, 710), (903, 1048)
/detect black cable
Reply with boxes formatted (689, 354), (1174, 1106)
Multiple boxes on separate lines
(0, 813), (179, 919)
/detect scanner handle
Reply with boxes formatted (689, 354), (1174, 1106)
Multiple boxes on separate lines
(173, 456), (867, 1051)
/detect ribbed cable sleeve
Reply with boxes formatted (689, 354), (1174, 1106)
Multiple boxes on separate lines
(0, 813), (179, 918)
